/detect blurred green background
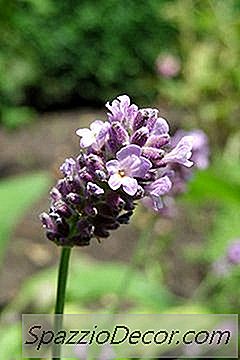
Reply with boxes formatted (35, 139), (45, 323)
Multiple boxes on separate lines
(0, 0), (239, 359)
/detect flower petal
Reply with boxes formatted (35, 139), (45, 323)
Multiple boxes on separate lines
(106, 160), (120, 175)
(90, 120), (104, 133)
(150, 176), (172, 196)
(108, 174), (122, 190)
(131, 156), (152, 178)
(76, 128), (90, 137)
(116, 144), (141, 161)
(76, 128), (95, 147)
(152, 117), (169, 135)
(151, 194), (164, 211)
(164, 136), (193, 167)
(121, 176), (138, 195)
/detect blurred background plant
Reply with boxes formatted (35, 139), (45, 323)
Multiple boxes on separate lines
(156, 0), (240, 147)
(0, 0), (175, 128)
(0, 0), (239, 359)
(0, 0), (239, 138)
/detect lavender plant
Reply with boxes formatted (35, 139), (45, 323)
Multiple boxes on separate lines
(40, 95), (194, 247)
(40, 95), (195, 359)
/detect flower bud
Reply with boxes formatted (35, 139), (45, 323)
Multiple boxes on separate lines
(133, 108), (158, 131)
(66, 192), (81, 205)
(40, 212), (54, 229)
(131, 127), (149, 146)
(142, 147), (165, 162)
(95, 170), (107, 181)
(227, 240), (240, 265)
(76, 153), (86, 169)
(60, 158), (76, 176)
(84, 204), (98, 217)
(79, 168), (93, 182)
(54, 200), (72, 218)
(146, 134), (170, 149)
(94, 226), (110, 238)
(50, 187), (62, 201)
(86, 154), (105, 172)
(107, 122), (129, 152)
(86, 182), (104, 195)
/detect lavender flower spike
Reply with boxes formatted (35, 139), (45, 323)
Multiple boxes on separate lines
(40, 94), (199, 247)
(106, 144), (151, 195)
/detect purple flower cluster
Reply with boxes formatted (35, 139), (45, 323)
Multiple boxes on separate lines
(40, 95), (194, 247)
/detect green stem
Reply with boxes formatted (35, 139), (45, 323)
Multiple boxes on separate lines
(52, 246), (72, 360)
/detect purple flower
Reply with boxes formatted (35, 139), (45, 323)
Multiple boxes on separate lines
(106, 94), (138, 126)
(40, 212), (54, 230)
(145, 117), (170, 149)
(156, 54), (181, 78)
(166, 129), (209, 198)
(131, 126), (149, 146)
(107, 121), (130, 153)
(86, 182), (104, 196)
(190, 129), (209, 169)
(133, 107), (159, 131)
(106, 144), (151, 195)
(151, 117), (169, 136)
(145, 176), (172, 211)
(172, 129), (209, 170)
(50, 187), (62, 201)
(60, 158), (76, 176)
(227, 240), (240, 265)
(76, 120), (110, 150)
(40, 94), (201, 247)
(163, 136), (193, 167)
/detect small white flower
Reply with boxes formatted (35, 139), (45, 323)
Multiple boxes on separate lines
(76, 120), (110, 150)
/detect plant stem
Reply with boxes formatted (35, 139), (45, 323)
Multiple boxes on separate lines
(52, 246), (72, 360)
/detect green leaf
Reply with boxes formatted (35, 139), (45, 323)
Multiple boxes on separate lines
(0, 172), (51, 264)
(184, 166), (240, 205)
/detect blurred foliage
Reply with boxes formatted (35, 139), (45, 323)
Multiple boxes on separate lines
(4, 257), (173, 315)
(157, 0), (240, 144)
(180, 150), (240, 313)
(0, 256), (207, 359)
(1, 0), (239, 136)
(1, 106), (36, 129)
(0, 323), (21, 360)
(0, 0), (175, 127)
(0, 172), (50, 264)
